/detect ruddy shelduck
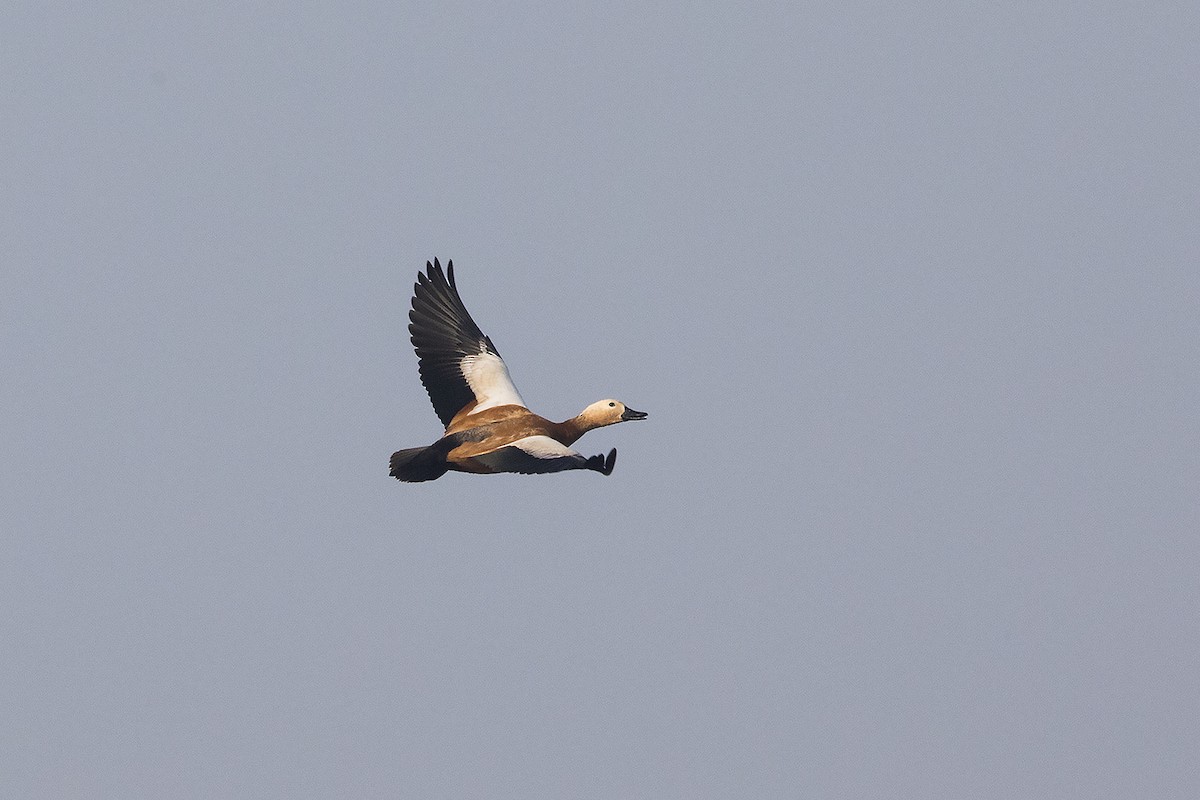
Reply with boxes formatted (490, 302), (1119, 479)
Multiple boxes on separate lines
(390, 259), (646, 482)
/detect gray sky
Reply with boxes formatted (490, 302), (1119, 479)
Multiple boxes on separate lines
(3, 2), (1198, 798)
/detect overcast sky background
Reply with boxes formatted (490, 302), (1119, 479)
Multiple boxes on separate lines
(3, 3), (1198, 798)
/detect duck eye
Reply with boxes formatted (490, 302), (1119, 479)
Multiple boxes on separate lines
(608, 402), (616, 407)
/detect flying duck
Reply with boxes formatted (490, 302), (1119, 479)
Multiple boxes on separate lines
(390, 259), (646, 482)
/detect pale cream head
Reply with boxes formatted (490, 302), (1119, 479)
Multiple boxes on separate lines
(579, 399), (648, 427)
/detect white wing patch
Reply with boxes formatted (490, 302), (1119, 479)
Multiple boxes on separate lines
(508, 435), (577, 459)
(460, 348), (527, 412)
(473, 435), (587, 474)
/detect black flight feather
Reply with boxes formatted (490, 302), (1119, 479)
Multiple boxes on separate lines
(408, 258), (503, 427)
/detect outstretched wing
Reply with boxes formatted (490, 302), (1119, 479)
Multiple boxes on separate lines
(473, 436), (616, 475)
(408, 259), (527, 427)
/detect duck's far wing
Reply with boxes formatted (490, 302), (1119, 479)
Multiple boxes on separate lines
(408, 259), (528, 427)
(473, 436), (614, 475)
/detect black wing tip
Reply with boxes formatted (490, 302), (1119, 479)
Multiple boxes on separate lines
(588, 448), (618, 476)
(411, 258), (461, 314)
(421, 258), (455, 289)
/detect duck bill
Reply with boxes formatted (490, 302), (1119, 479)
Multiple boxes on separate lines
(621, 407), (648, 421)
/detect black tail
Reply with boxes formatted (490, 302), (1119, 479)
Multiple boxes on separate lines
(390, 446), (449, 482)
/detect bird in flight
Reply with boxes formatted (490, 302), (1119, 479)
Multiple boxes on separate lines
(390, 259), (646, 482)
